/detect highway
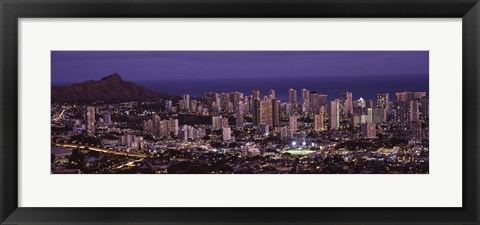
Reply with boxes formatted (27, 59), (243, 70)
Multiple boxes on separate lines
(53, 142), (147, 158)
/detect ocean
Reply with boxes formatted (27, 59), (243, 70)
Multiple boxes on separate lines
(135, 75), (429, 101)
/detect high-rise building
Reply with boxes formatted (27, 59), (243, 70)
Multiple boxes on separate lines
(212, 115), (223, 130)
(153, 115), (162, 137)
(351, 114), (361, 128)
(165, 100), (173, 112)
(183, 94), (191, 111)
(222, 127), (232, 141)
(366, 108), (373, 124)
(261, 96), (273, 127)
(268, 89), (276, 100)
(289, 115), (297, 137)
(355, 97), (366, 109)
(169, 118), (179, 137)
(372, 108), (387, 124)
(252, 98), (261, 126)
(410, 100), (420, 127)
(85, 106), (95, 136)
(289, 88), (298, 113)
(222, 117), (229, 129)
(272, 99), (280, 128)
(301, 89), (310, 113)
(310, 92), (328, 114)
(236, 102), (245, 127)
(361, 122), (376, 139)
(340, 91), (353, 119)
(143, 119), (154, 136)
(220, 92), (230, 112)
(396, 101), (410, 126)
(329, 100), (340, 129)
(285, 103), (294, 116)
(411, 121), (422, 143)
(159, 120), (170, 138)
(252, 90), (260, 100)
(313, 107), (325, 132)
(376, 93), (390, 111)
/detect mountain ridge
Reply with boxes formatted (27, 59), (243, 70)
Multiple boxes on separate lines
(52, 73), (170, 103)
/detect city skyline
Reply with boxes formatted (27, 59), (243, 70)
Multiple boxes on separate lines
(51, 51), (429, 174)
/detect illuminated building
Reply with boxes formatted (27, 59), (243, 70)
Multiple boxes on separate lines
(310, 92), (328, 114)
(268, 89), (276, 100)
(183, 94), (190, 111)
(361, 122), (376, 138)
(289, 115), (298, 137)
(153, 115), (161, 137)
(236, 102), (245, 127)
(411, 121), (422, 143)
(329, 99), (340, 129)
(314, 108), (325, 132)
(223, 127), (232, 141)
(289, 88), (298, 113)
(169, 118), (179, 136)
(252, 98), (261, 126)
(410, 100), (420, 127)
(372, 108), (387, 124)
(376, 93), (389, 111)
(212, 115), (223, 130)
(252, 90), (260, 100)
(143, 119), (154, 136)
(261, 96), (273, 127)
(302, 88), (310, 113)
(85, 106), (95, 136)
(272, 99), (280, 128)
(340, 91), (353, 119)
(222, 117), (229, 129)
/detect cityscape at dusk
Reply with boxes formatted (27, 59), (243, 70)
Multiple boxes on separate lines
(51, 51), (429, 174)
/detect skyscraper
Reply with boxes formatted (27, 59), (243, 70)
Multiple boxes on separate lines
(261, 96), (273, 127)
(372, 108), (387, 124)
(272, 99), (280, 128)
(302, 89), (310, 113)
(313, 107), (325, 132)
(268, 89), (276, 100)
(212, 115), (223, 130)
(183, 94), (191, 111)
(376, 93), (390, 111)
(252, 90), (260, 100)
(223, 127), (232, 141)
(329, 100), (340, 130)
(169, 118), (179, 137)
(361, 122), (376, 139)
(143, 119), (154, 136)
(85, 106), (95, 136)
(411, 121), (422, 143)
(340, 91), (353, 119)
(310, 92), (328, 114)
(252, 98), (261, 126)
(410, 100), (420, 128)
(289, 115), (297, 138)
(289, 88), (298, 113)
(153, 115), (162, 137)
(236, 102), (245, 127)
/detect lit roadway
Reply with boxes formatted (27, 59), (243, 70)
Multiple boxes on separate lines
(53, 142), (147, 158)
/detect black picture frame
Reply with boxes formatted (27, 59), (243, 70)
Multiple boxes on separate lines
(1, 0), (479, 224)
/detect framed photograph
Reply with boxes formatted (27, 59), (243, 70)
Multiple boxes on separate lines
(1, 0), (479, 224)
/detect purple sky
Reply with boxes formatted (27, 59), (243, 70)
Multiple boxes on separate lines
(51, 51), (429, 83)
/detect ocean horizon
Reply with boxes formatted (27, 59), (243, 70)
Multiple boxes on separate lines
(53, 74), (429, 102)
